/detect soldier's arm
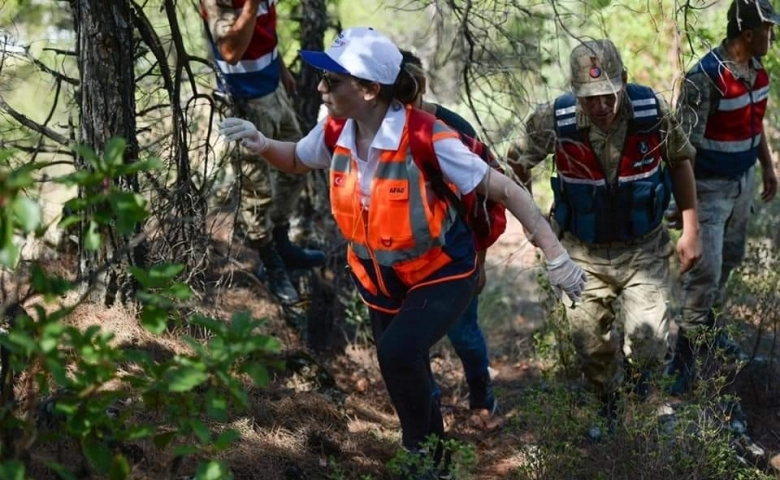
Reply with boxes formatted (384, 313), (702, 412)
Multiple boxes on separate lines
(659, 93), (701, 270)
(506, 102), (556, 195)
(659, 94), (698, 216)
(675, 72), (712, 155)
(204, 0), (261, 64)
(758, 132), (779, 201)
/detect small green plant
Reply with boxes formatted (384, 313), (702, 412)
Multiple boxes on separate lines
(0, 141), (282, 479)
(387, 435), (477, 479)
(326, 455), (374, 480)
(532, 266), (578, 378)
(343, 287), (372, 346)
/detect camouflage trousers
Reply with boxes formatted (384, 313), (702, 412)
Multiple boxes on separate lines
(679, 166), (755, 333)
(562, 228), (674, 393)
(229, 84), (307, 246)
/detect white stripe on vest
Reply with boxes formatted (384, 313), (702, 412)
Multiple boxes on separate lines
(699, 134), (762, 152)
(216, 48), (278, 74)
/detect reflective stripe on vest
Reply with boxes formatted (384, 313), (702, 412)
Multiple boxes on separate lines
(215, 48), (278, 75)
(694, 52), (769, 178)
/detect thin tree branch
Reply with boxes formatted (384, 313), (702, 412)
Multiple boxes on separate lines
(0, 96), (69, 145)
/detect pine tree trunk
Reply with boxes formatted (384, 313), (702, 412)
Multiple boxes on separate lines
(71, 0), (144, 305)
(295, 0), (328, 132)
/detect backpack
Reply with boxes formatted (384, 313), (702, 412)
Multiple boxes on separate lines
(323, 108), (507, 250)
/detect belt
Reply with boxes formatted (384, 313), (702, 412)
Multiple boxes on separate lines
(695, 169), (750, 182)
(564, 225), (664, 249)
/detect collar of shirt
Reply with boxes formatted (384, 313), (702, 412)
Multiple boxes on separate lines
(714, 42), (760, 81)
(574, 92), (634, 132)
(334, 103), (406, 159)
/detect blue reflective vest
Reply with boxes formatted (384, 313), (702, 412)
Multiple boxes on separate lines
(550, 84), (672, 244)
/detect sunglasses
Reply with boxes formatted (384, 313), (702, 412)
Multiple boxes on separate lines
(319, 71), (344, 92)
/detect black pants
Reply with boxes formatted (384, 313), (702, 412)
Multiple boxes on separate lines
(370, 273), (477, 451)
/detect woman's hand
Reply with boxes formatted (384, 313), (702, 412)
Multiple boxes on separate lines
(546, 252), (587, 303)
(219, 118), (270, 154)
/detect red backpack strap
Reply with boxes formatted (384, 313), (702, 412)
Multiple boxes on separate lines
(407, 108), (468, 218)
(323, 116), (347, 154)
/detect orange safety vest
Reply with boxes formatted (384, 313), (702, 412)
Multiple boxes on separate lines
(329, 107), (477, 313)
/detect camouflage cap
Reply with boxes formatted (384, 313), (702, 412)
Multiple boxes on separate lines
(728, 0), (780, 31)
(569, 39), (624, 98)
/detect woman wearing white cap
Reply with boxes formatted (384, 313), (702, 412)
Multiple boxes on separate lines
(219, 27), (586, 476)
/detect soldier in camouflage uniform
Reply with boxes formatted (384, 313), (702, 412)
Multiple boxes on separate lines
(670, 0), (779, 394)
(509, 39), (701, 440)
(202, 0), (325, 305)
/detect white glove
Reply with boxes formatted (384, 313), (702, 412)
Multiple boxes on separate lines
(219, 117), (270, 154)
(546, 252), (587, 303)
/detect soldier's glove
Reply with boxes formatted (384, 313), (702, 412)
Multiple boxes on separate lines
(546, 251), (587, 303)
(219, 117), (270, 154)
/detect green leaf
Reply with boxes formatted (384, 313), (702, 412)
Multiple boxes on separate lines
(44, 461), (78, 480)
(0, 460), (26, 480)
(153, 431), (178, 450)
(148, 263), (185, 285)
(189, 418), (211, 444)
(0, 148), (17, 165)
(168, 282), (193, 301)
(117, 158), (164, 176)
(140, 305), (167, 335)
(31, 264), (73, 298)
(7, 330), (39, 356)
(108, 191), (147, 235)
(45, 357), (70, 385)
(167, 366), (208, 392)
(195, 460), (233, 480)
(206, 389), (228, 422)
(172, 444), (200, 457)
(11, 196), (41, 232)
(243, 363), (270, 388)
(55, 169), (106, 188)
(39, 335), (58, 353)
(73, 144), (101, 170)
(128, 266), (150, 288)
(108, 454), (130, 480)
(81, 435), (113, 474)
(132, 263), (185, 290)
(58, 214), (80, 231)
(6, 162), (40, 189)
(121, 424), (155, 441)
(103, 137), (127, 168)
(84, 221), (101, 251)
(248, 335), (281, 354)
(189, 315), (226, 336)
(0, 242), (20, 268)
(122, 348), (152, 365)
(213, 429), (240, 450)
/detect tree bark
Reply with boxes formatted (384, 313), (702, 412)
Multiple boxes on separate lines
(71, 0), (143, 305)
(295, 0), (328, 132)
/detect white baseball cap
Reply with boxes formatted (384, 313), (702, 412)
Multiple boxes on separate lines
(300, 27), (402, 85)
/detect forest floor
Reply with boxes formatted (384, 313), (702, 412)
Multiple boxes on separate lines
(21, 212), (780, 480)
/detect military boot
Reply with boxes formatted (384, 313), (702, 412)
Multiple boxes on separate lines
(624, 359), (651, 402)
(586, 391), (620, 443)
(706, 310), (748, 361)
(668, 332), (696, 397)
(257, 243), (300, 305)
(272, 223), (326, 270)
